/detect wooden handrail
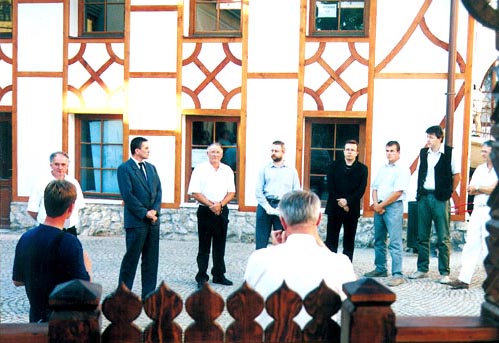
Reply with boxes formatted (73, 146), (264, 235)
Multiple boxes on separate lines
(396, 316), (499, 342)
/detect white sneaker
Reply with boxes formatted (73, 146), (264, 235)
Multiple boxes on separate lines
(440, 275), (450, 284)
(387, 276), (406, 287)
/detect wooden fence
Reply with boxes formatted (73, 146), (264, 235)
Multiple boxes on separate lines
(1, 273), (498, 343)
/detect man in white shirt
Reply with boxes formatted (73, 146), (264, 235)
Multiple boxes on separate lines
(27, 151), (85, 235)
(448, 140), (497, 289)
(365, 141), (411, 287)
(188, 143), (236, 288)
(244, 190), (357, 328)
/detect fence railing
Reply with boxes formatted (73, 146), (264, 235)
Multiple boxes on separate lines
(1, 275), (498, 343)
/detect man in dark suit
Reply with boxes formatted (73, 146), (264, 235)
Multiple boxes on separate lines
(117, 136), (162, 299)
(324, 139), (368, 261)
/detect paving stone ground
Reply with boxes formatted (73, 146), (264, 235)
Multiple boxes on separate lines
(0, 232), (487, 329)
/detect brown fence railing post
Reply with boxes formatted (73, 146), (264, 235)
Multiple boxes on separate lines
(48, 279), (102, 343)
(340, 278), (396, 343)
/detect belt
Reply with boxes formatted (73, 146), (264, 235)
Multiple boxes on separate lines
(266, 197), (280, 205)
(420, 189), (435, 196)
(379, 200), (402, 204)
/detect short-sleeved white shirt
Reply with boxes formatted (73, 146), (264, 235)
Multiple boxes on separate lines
(244, 234), (357, 328)
(470, 162), (498, 207)
(27, 172), (85, 228)
(187, 161), (235, 202)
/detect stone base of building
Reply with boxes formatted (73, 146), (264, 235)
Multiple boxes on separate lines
(8, 202), (467, 249)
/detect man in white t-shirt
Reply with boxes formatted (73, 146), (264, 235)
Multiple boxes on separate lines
(448, 140), (497, 289)
(188, 143), (236, 288)
(244, 190), (357, 328)
(27, 151), (85, 235)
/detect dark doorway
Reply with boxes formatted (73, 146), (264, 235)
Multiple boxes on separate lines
(0, 112), (12, 228)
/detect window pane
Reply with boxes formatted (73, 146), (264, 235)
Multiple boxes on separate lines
(313, 0), (366, 36)
(84, 0), (124, 34)
(81, 144), (95, 168)
(78, 116), (122, 198)
(194, 0), (241, 34)
(0, 0), (12, 37)
(103, 169), (119, 193)
(103, 120), (122, 143)
(102, 145), (122, 168)
(81, 168), (98, 192)
(196, 3), (217, 31)
(215, 122), (237, 170)
(106, 3), (124, 32)
(85, 3), (105, 32)
(336, 124), (359, 146)
(340, 3), (364, 30)
(193, 121), (214, 146)
(219, 8), (241, 31)
(316, 1), (338, 31)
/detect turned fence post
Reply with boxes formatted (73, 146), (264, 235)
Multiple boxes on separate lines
(340, 278), (396, 343)
(48, 279), (102, 343)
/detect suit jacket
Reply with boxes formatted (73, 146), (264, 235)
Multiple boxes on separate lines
(117, 159), (162, 228)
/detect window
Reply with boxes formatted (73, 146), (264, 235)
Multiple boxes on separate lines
(185, 116), (238, 202)
(310, 0), (368, 37)
(80, 0), (125, 36)
(190, 0), (242, 37)
(304, 118), (365, 206)
(76, 115), (123, 198)
(0, 0), (12, 38)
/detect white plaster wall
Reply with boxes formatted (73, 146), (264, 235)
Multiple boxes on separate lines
(471, 23), (497, 87)
(17, 4), (63, 72)
(375, 0), (470, 74)
(245, 78), (299, 206)
(130, 11), (178, 72)
(0, 43), (12, 106)
(128, 78), (178, 130)
(17, 78), (63, 196)
(129, 135), (176, 204)
(248, 0), (300, 73)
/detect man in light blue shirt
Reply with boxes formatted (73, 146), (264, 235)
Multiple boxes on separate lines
(365, 141), (410, 287)
(255, 141), (301, 249)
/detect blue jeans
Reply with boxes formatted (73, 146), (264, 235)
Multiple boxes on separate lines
(416, 194), (450, 275)
(255, 204), (283, 249)
(373, 201), (404, 276)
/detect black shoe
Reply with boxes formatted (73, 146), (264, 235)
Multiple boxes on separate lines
(212, 276), (233, 286)
(448, 280), (469, 289)
(364, 269), (388, 277)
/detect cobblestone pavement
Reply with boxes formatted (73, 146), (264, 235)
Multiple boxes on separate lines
(1, 232), (487, 329)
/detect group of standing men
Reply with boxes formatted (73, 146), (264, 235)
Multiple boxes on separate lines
(364, 126), (460, 287)
(12, 125), (496, 322)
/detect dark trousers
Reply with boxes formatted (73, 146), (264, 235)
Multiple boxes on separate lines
(196, 205), (229, 282)
(325, 213), (359, 261)
(255, 204), (283, 249)
(119, 224), (159, 299)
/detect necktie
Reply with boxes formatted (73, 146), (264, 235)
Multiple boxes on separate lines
(139, 162), (147, 180)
